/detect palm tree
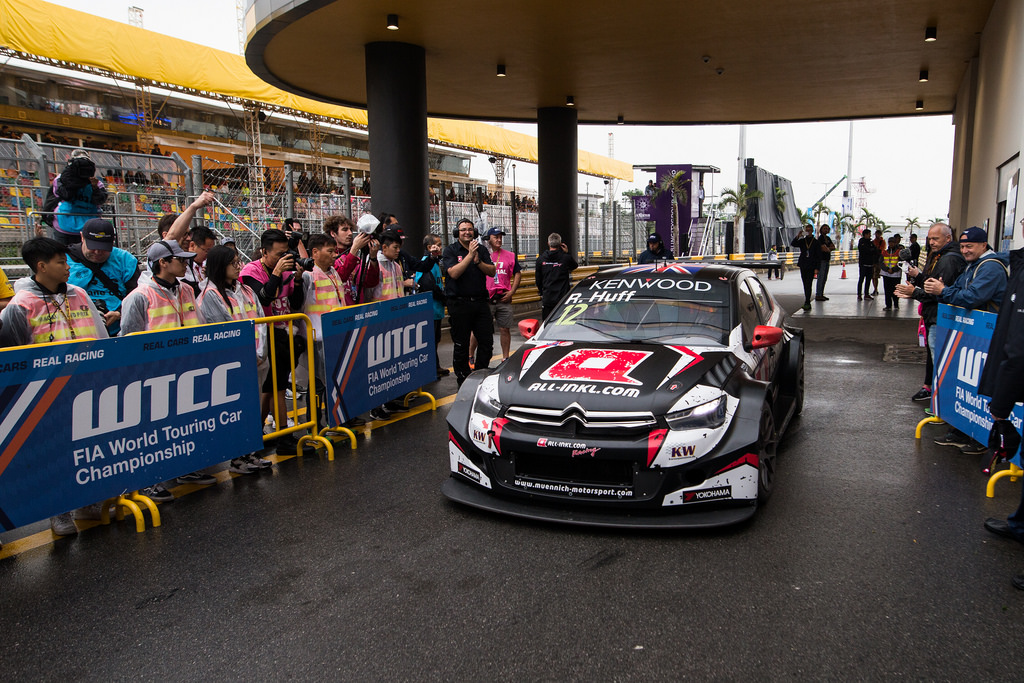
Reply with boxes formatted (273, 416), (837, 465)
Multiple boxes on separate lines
(838, 212), (857, 248)
(812, 201), (831, 227)
(775, 187), (787, 216)
(718, 183), (764, 254)
(652, 170), (690, 255)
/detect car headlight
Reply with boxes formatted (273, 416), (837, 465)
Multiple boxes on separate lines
(665, 396), (727, 431)
(472, 374), (503, 419)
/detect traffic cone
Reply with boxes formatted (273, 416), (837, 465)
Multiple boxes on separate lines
(840, 262), (847, 279)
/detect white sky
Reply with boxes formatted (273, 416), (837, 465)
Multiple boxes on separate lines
(46, 0), (956, 227)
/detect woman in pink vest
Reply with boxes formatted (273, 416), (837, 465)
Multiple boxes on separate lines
(199, 245), (271, 475)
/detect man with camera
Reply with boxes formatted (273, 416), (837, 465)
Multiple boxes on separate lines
(325, 214), (381, 306)
(240, 229), (308, 454)
(443, 218), (496, 385)
(416, 234), (449, 379)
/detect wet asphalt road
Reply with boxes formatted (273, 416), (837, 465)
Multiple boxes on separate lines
(2, 273), (1023, 680)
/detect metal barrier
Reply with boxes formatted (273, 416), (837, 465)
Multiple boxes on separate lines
(256, 313), (335, 460)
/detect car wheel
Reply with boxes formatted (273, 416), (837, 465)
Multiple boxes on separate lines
(757, 402), (778, 504)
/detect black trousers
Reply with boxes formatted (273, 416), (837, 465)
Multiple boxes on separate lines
(799, 266), (815, 303)
(433, 317), (444, 370)
(857, 265), (873, 297)
(449, 298), (493, 381)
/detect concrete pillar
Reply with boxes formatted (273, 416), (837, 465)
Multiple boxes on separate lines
(537, 107), (578, 257)
(365, 41), (429, 257)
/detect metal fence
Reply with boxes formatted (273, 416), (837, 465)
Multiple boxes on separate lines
(0, 138), (650, 267)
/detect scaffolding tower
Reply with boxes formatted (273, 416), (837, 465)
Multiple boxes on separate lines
(243, 103), (267, 227)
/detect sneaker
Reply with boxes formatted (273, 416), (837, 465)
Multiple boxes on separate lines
(229, 458), (258, 474)
(801, 303), (811, 311)
(935, 431), (969, 448)
(244, 453), (273, 470)
(436, 367), (451, 377)
(369, 407), (392, 421)
(344, 416), (367, 427)
(911, 387), (932, 402)
(74, 503), (114, 521)
(176, 471), (217, 486)
(814, 295), (829, 301)
(385, 400), (410, 413)
(140, 483), (174, 503)
(273, 434), (316, 455)
(50, 512), (78, 536)
(864, 294), (874, 300)
(883, 306), (891, 310)
(960, 441), (988, 456)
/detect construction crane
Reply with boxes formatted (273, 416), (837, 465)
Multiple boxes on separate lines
(809, 175), (847, 210)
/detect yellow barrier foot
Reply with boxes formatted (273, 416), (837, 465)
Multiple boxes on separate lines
(322, 427), (357, 453)
(101, 495), (146, 532)
(987, 463), (1023, 498)
(404, 390), (437, 411)
(298, 434), (335, 461)
(915, 416), (943, 439)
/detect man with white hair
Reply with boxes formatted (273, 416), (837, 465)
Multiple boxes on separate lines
(535, 232), (578, 320)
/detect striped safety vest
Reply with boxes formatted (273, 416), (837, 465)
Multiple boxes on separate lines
(17, 286), (103, 344)
(142, 281), (200, 330)
(305, 265), (345, 316)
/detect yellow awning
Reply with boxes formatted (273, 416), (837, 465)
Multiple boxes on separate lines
(0, 0), (633, 181)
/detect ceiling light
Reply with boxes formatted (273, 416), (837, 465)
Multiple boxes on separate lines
(925, 26), (937, 42)
(915, 100), (924, 111)
(919, 69), (929, 82)
(386, 14), (398, 30)
(566, 95), (575, 107)
(496, 64), (506, 77)
(616, 115), (624, 125)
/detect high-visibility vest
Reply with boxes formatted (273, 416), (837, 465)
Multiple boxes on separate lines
(17, 286), (103, 344)
(142, 281), (199, 330)
(305, 265), (345, 316)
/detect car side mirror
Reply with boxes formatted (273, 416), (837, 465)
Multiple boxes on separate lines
(518, 318), (539, 340)
(746, 325), (783, 350)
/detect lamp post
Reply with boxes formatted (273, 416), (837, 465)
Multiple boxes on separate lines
(511, 163), (518, 254)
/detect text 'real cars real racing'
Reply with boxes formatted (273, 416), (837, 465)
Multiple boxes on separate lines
(442, 262), (804, 528)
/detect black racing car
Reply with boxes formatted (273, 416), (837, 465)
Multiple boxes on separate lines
(442, 261), (803, 528)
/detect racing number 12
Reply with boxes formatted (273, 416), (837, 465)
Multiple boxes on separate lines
(553, 304), (587, 325)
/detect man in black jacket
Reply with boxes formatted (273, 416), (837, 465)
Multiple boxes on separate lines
(535, 232), (578, 320)
(978, 243), (1024, 588)
(895, 222), (967, 402)
(856, 228), (877, 300)
(791, 225), (819, 311)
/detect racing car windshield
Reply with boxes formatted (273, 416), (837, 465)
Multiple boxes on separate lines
(536, 278), (730, 345)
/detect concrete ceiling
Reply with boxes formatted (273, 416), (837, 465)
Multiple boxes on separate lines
(246, 0), (993, 125)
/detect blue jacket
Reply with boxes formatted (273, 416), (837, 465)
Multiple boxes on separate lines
(67, 245), (141, 335)
(938, 250), (1009, 312)
(414, 255), (446, 320)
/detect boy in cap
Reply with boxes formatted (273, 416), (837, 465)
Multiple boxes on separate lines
(67, 218), (141, 336)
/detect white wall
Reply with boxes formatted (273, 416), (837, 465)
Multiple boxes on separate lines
(951, 0), (1024, 246)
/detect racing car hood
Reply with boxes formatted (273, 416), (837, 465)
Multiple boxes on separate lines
(496, 341), (733, 413)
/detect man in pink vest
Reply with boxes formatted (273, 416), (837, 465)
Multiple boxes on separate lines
(0, 237), (108, 537)
(480, 227), (521, 360)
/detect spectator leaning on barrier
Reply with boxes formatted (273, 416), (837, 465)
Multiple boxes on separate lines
(0, 237), (109, 537)
(120, 239), (215, 500)
(197, 245), (271, 475)
(895, 222), (967, 404)
(443, 218), (496, 386)
(52, 150), (108, 246)
(239, 229), (309, 456)
(415, 233), (450, 380)
(978, 239), (1024, 589)
(536, 232), (579, 321)
(921, 226), (1009, 455)
(324, 214), (381, 306)
(66, 218), (140, 336)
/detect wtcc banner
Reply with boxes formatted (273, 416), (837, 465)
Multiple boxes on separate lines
(0, 322), (263, 530)
(320, 294), (436, 425)
(934, 304), (1023, 459)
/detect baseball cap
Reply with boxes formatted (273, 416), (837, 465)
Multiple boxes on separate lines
(81, 218), (115, 251)
(485, 227), (506, 238)
(647, 233), (662, 243)
(392, 226), (406, 239)
(70, 148), (90, 160)
(959, 226), (987, 243)
(147, 239), (195, 264)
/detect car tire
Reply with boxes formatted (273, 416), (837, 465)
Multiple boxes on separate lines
(792, 342), (804, 416)
(757, 402), (778, 504)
